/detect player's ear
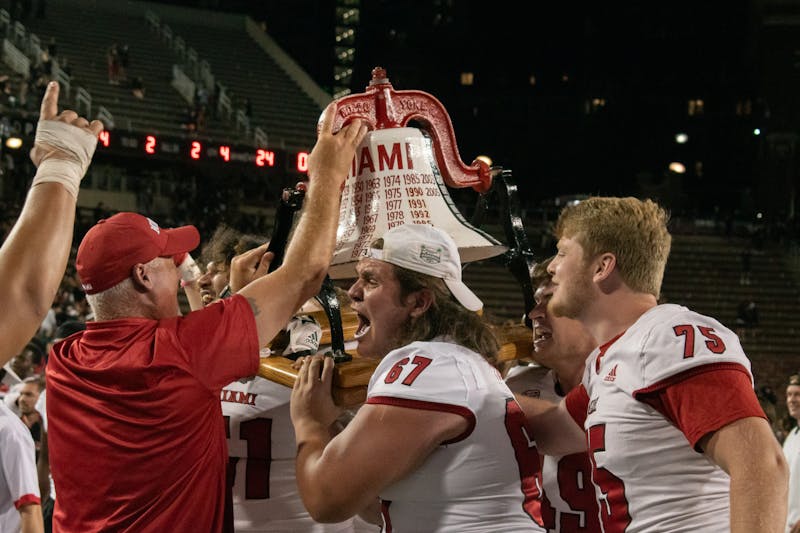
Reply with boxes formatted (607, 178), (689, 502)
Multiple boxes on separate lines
(593, 253), (616, 282)
(407, 289), (434, 318)
(130, 263), (153, 292)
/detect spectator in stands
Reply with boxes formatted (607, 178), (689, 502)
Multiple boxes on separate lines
(504, 256), (601, 531)
(8, 341), (43, 382)
(0, 387), (43, 532)
(740, 245), (753, 285)
(181, 105), (198, 131)
(131, 76), (145, 100)
(17, 375), (44, 457)
(515, 196), (787, 532)
(119, 44), (130, 82)
(57, 56), (71, 78)
(243, 97), (253, 119)
(39, 48), (52, 76)
(44, 105), (366, 532)
(195, 85), (209, 108)
(196, 104), (208, 132)
(46, 37), (57, 59)
(291, 225), (539, 531)
(735, 298), (759, 339)
(785, 374), (800, 533)
(106, 42), (120, 85)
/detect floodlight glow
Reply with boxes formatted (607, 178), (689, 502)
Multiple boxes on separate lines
(668, 162), (686, 174)
(4, 137), (22, 149)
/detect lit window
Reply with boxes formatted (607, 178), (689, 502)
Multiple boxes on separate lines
(585, 97), (606, 114)
(460, 72), (474, 86)
(668, 162), (686, 174)
(736, 99), (752, 116)
(688, 99), (704, 116)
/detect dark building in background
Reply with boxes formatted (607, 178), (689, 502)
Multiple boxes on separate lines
(254, 1), (775, 222)
(5, 0), (792, 226)
(758, 0), (800, 226)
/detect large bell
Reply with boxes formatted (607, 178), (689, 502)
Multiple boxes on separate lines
(326, 67), (507, 279)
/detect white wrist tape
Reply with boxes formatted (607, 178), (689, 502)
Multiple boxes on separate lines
(31, 120), (98, 198)
(179, 254), (202, 282)
(32, 159), (82, 197)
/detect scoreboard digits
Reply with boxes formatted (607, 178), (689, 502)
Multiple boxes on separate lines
(96, 130), (307, 173)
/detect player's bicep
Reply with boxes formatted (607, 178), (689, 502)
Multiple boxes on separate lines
(515, 393), (586, 456)
(238, 267), (312, 347)
(308, 403), (467, 515)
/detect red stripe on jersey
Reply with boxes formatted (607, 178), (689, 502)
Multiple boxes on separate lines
(381, 500), (393, 533)
(634, 364), (766, 449)
(366, 396), (476, 444)
(565, 384), (590, 428)
(594, 331), (625, 373)
(15, 493), (41, 508)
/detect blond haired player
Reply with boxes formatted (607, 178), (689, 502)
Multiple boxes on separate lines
(517, 196), (788, 533)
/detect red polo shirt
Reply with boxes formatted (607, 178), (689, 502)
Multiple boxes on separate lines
(47, 295), (259, 532)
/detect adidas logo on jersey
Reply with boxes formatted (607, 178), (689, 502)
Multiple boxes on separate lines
(604, 364), (618, 382)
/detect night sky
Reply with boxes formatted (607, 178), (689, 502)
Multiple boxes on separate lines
(157, 1), (782, 218)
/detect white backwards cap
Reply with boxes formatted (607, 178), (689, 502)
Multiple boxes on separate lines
(367, 224), (483, 312)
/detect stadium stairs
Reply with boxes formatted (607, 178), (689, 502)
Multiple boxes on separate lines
(2, 0), (326, 149)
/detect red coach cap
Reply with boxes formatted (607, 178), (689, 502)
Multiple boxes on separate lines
(76, 212), (200, 294)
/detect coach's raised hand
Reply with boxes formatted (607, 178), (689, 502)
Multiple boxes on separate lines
(30, 81), (104, 197)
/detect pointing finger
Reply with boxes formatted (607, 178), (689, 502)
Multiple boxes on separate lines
(39, 81), (59, 121)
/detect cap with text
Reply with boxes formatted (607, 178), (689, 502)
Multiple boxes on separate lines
(368, 224), (483, 312)
(76, 212), (200, 294)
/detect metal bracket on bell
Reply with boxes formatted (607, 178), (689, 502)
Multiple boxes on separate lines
(324, 66), (492, 194)
(314, 276), (352, 363)
(267, 183), (306, 273)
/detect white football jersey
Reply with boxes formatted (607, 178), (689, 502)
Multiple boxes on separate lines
(506, 365), (601, 532)
(222, 373), (355, 532)
(0, 400), (40, 533)
(367, 339), (543, 533)
(582, 304), (752, 533)
(783, 426), (800, 533)
(35, 389), (55, 502)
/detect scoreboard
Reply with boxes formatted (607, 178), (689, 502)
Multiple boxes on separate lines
(94, 130), (310, 173)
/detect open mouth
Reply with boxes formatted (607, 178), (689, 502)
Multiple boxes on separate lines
(354, 313), (371, 340)
(533, 328), (551, 348)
